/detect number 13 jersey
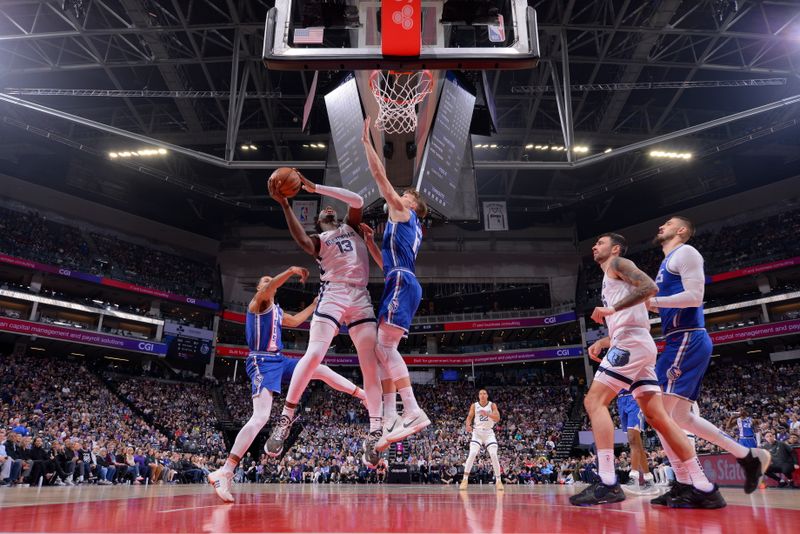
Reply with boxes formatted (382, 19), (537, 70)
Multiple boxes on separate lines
(317, 223), (370, 287)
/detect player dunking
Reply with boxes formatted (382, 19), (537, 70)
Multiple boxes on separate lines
(617, 390), (655, 493)
(208, 268), (365, 503)
(459, 389), (504, 492)
(264, 176), (384, 464)
(647, 216), (770, 498)
(361, 117), (430, 449)
(572, 233), (724, 508)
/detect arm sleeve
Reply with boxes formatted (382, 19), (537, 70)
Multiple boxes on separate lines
(651, 246), (705, 309)
(315, 184), (364, 209)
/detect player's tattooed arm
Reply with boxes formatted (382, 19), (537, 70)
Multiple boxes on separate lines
(608, 257), (659, 311)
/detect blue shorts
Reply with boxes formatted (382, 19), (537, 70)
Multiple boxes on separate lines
(378, 269), (422, 334)
(617, 395), (645, 432)
(656, 329), (713, 402)
(246, 352), (299, 397)
(738, 437), (757, 448)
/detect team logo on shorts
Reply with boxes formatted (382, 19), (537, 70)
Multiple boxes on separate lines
(253, 374), (263, 390)
(667, 366), (682, 380)
(606, 347), (630, 367)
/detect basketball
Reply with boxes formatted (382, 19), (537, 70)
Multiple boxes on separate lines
(268, 167), (302, 198)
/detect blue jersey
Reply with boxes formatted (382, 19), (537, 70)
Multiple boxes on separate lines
(245, 304), (283, 353)
(381, 210), (423, 276)
(737, 417), (755, 438)
(655, 245), (705, 337)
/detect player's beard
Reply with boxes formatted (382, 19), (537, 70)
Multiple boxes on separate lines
(320, 214), (336, 226)
(652, 231), (669, 245)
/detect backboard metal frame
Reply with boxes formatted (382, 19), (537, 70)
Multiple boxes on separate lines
(263, 0), (540, 71)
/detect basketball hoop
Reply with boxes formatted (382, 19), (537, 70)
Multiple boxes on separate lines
(369, 70), (433, 135)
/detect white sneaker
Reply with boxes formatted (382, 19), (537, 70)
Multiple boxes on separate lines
(375, 415), (402, 452)
(54, 479), (65, 486)
(381, 410), (431, 446)
(208, 469), (235, 503)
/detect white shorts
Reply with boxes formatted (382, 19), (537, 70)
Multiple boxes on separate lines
(594, 328), (661, 399)
(313, 282), (376, 331)
(470, 429), (498, 449)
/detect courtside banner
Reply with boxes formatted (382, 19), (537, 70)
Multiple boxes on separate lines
(699, 453), (784, 488)
(0, 253), (219, 310)
(214, 344), (582, 366)
(655, 318), (800, 351)
(0, 317), (167, 355)
(708, 256), (800, 283)
(221, 309), (576, 334)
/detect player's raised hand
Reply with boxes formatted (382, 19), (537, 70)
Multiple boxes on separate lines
(587, 341), (605, 363)
(299, 175), (317, 194)
(289, 266), (309, 283)
(359, 222), (375, 241)
(361, 116), (372, 145)
(268, 177), (288, 206)
(591, 306), (615, 325)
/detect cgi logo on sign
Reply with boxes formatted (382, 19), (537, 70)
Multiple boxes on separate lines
(138, 342), (155, 352)
(186, 298), (196, 304)
(544, 316), (557, 324)
(556, 349), (571, 357)
(58, 269), (72, 276)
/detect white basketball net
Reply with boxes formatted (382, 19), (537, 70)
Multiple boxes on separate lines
(369, 70), (433, 135)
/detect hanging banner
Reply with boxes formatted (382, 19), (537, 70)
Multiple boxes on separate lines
(483, 201), (508, 231)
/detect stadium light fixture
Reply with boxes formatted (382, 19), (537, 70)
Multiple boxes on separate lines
(572, 146), (589, 153)
(604, 148), (613, 153)
(108, 148), (168, 159)
(649, 150), (693, 160)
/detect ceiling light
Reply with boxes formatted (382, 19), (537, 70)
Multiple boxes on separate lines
(30, 347), (45, 351)
(249, 144), (258, 150)
(572, 146), (589, 153)
(474, 144), (481, 148)
(489, 144), (498, 148)
(241, 145), (250, 150)
(525, 144), (534, 149)
(109, 152), (118, 158)
(318, 143), (325, 148)
(70, 352), (85, 356)
(649, 150), (693, 160)
(604, 148), (612, 153)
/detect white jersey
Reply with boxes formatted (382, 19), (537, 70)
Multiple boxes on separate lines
(601, 272), (650, 339)
(317, 224), (369, 287)
(474, 402), (496, 431)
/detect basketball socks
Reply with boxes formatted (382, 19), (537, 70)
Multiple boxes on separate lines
(223, 454), (241, 473)
(684, 456), (714, 492)
(398, 386), (420, 414)
(597, 449), (616, 486)
(281, 404), (296, 420)
(370, 417), (383, 433)
(384, 392), (397, 421)
(671, 459), (691, 484)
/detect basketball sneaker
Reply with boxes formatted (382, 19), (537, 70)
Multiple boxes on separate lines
(737, 448), (771, 494)
(650, 481), (691, 506)
(381, 409), (431, 447)
(265, 414), (295, 457)
(208, 469), (234, 503)
(459, 478), (468, 491)
(569, 481), (625, 506)
(375, 415), (402, 452)
(362, 430), (382, 467)
(666, 483), (727, 509)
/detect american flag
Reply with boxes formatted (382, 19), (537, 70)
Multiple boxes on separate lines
(293, 27), (324, 44)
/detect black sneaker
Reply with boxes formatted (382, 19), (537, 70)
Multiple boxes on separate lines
(666, 484), (727, 509)
(362, 430), (382, 468)
(265, 414), (294, 457)
(569, 482), (626, 506)
(737, 449), (771, 494)
(650, 482), (691, 506)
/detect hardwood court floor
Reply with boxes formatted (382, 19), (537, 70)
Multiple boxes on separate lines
(1, 483), (798, 532)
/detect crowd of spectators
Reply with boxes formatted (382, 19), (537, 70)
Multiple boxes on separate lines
(0, 205), (219, 300)
(108, 375), (225, 455)
(0, 352), (226, 487)
(218, 374), (575, 485)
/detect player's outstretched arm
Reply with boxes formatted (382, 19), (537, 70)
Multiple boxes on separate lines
(359, 223), (383, 269)
(465, 404), (475, 433)
(250, 267), (309, 313)
(490, 403), (500, 422)
(269, 177), (321, 256)
(361, 117), (406, 220)
(299, 176), (364, 228)
(282, 297), (318, 328)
